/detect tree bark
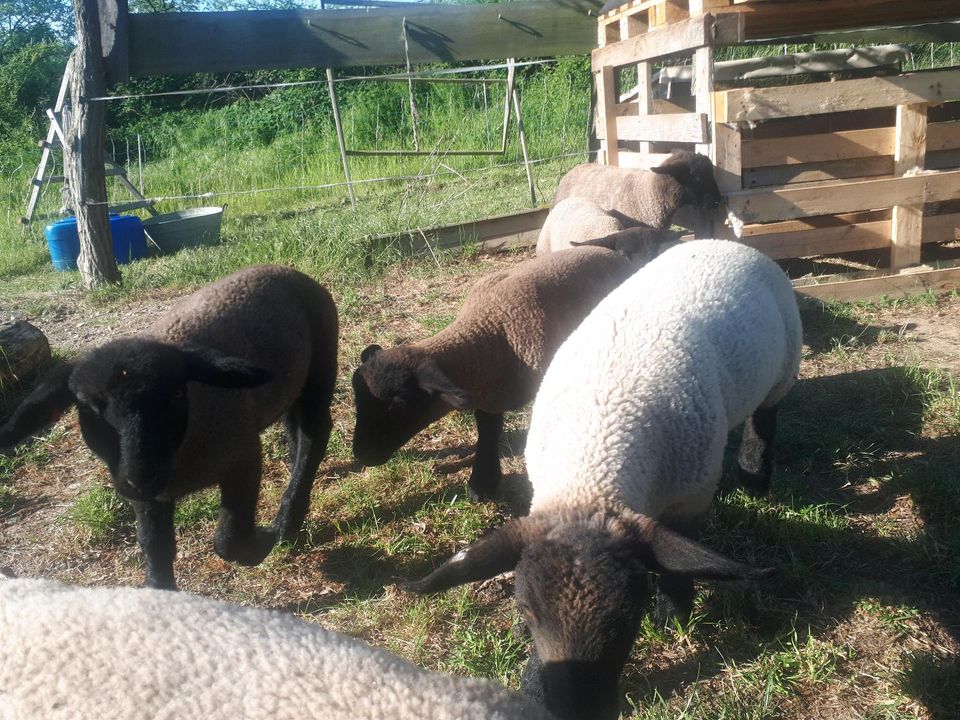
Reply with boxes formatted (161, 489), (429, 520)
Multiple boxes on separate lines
(65, 0), (121, 289)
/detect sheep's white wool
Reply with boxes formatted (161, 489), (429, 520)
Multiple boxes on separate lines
(526, 239), (801, 523)
(536, 197), (623, 254)
(0, 579), (554, 720)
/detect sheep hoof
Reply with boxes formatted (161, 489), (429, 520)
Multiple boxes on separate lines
(215, 527), (277, 566)
(467, 484), (498, 502)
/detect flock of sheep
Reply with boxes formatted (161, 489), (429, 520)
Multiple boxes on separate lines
(0, 150), (803, 720)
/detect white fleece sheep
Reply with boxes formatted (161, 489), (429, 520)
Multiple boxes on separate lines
(406, 240), (801, 720)
(526, 238), (802, 519)
(0, 577), (554, 720)
(535, 198), (624, 254)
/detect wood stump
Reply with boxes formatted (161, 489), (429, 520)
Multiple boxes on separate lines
(0, 320), (51, 389)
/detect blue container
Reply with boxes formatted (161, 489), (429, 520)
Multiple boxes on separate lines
(44, 215), (147, 271)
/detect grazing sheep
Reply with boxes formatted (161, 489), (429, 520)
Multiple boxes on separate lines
(535, 198), (680, 264)
(352, 247), (636, 500)
(0, 266), (338, 590)
(0, 577), (556, 720)
(535, 197), (625, 254)
(553, 150), (722, 236)
(407, 240), (801, 720)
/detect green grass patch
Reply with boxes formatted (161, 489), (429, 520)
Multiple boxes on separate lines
(65, 486), (134, 543)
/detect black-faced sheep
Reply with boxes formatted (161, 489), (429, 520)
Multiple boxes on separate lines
(0, 265), (338, 590)
(351, 246), (636, 500)
(407, 240), (802, 720)
(552, 150), (722, 237)
(0, 577), (556, 720)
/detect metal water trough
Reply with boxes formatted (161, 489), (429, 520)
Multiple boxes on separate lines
(142, 206), (224, 254)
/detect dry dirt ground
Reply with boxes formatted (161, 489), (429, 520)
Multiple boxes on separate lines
(1, 250), (959, 719)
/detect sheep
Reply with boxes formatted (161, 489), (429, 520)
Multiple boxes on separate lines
(352, 246), (637, 501)
(535, 197), (681, 265)
(406, 240), (802, 720)
(0, 577), (556, 720)
(552, 150), (722, 237)
(0, 265), (338, 590)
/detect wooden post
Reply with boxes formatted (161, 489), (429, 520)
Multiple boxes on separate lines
(326, 68), (356, 210)
(891, 103), (928, 269)
(693, 44), (714, 157)
(66, 0), (121, 288)
(512, 88), (536, 207)
(597, 65), (619, 166)
(713, 121), (742, 239)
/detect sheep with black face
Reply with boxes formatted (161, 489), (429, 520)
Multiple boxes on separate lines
(407, 240), (802, 720)
(351, 246), (636, 500)
(0, 265), (338, 590)
(552, 150), (723, 237)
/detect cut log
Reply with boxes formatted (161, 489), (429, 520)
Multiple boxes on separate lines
(0, 321), (52, 388)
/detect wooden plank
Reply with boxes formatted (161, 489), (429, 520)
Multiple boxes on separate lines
(591, 14), (743, 71)
(795, 265), (960, 302)
(726, 169), (960, 223)
(925, 211), (960, 243)
(635, 60), (653, 154)
(743, 128), (894, 168)
(741, 219), (890, 259)
(616, 151), (673, 169)
(747, 20), (960, 47)
(713, 122), (742, 198)
(743, 155), (893, 188)
(891, 103), (929, 268)
(711, 0), (960, 41)
(717, 68), (960, 124)
(608, 112), (709, 143)
(371, 207), (549, 255)
(693, 44), (713, 157)
(128, 2), (604, 77)
(98, 0), (129, 85)
(598, 65), (619, 166)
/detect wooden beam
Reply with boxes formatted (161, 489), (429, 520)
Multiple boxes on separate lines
(128, 2), (603, 77)
(609, 112), (710, 144)
(716, 68), (960, 124)
(743, 155), (894, 188)
(370, 207), (549, 255)
(598, 65), (619, 166)
(742, 219), (890, 259)
(743, 20), (960, 47)
(693, 45), (713, 157)
(711, 0), (960, 41)
(98, 0), (129, 85)
(795, 264), (960, 302)
(890, 103), (929, 268)
(67, 1), (120, 287)
(726, 169), (960, 224)
(591, 13), (743, 71)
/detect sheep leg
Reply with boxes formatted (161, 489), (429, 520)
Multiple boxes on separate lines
(520, 649), (546, 703)
(737, 404), (779, 498)
(274, 404), (333, 541)
(214, 453), (276, 566)
(468, 410), (503, 501)
(130, 498), (177, 590)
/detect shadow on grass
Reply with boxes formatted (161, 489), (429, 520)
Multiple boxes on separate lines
(623, 364), (959, 714)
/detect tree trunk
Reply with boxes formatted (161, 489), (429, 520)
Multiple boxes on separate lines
(65, 0), (121, 289)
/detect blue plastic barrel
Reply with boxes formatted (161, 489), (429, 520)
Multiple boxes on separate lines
(44, 215), (147, 271)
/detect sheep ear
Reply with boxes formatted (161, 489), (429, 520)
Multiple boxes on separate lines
(416, 361), (471, 410)
(641, 520), (771, 581)
(181, 346), (272, 388)
(403, 519), (532, 594)
(570, 237), (614, 251)
(360, 344), (382, 363)
(650, 151), (693, 181)
(0, 363), (75, 449)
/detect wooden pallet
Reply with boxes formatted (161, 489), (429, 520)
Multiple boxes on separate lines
(598, 0), (960, 43)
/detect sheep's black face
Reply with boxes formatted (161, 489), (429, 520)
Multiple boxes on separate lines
(71, 340), (192, 501)
(514, 524), (651, 720)
(351, 348), (451, 466)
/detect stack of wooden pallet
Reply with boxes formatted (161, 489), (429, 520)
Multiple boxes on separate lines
(592, 0), (960, 300)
